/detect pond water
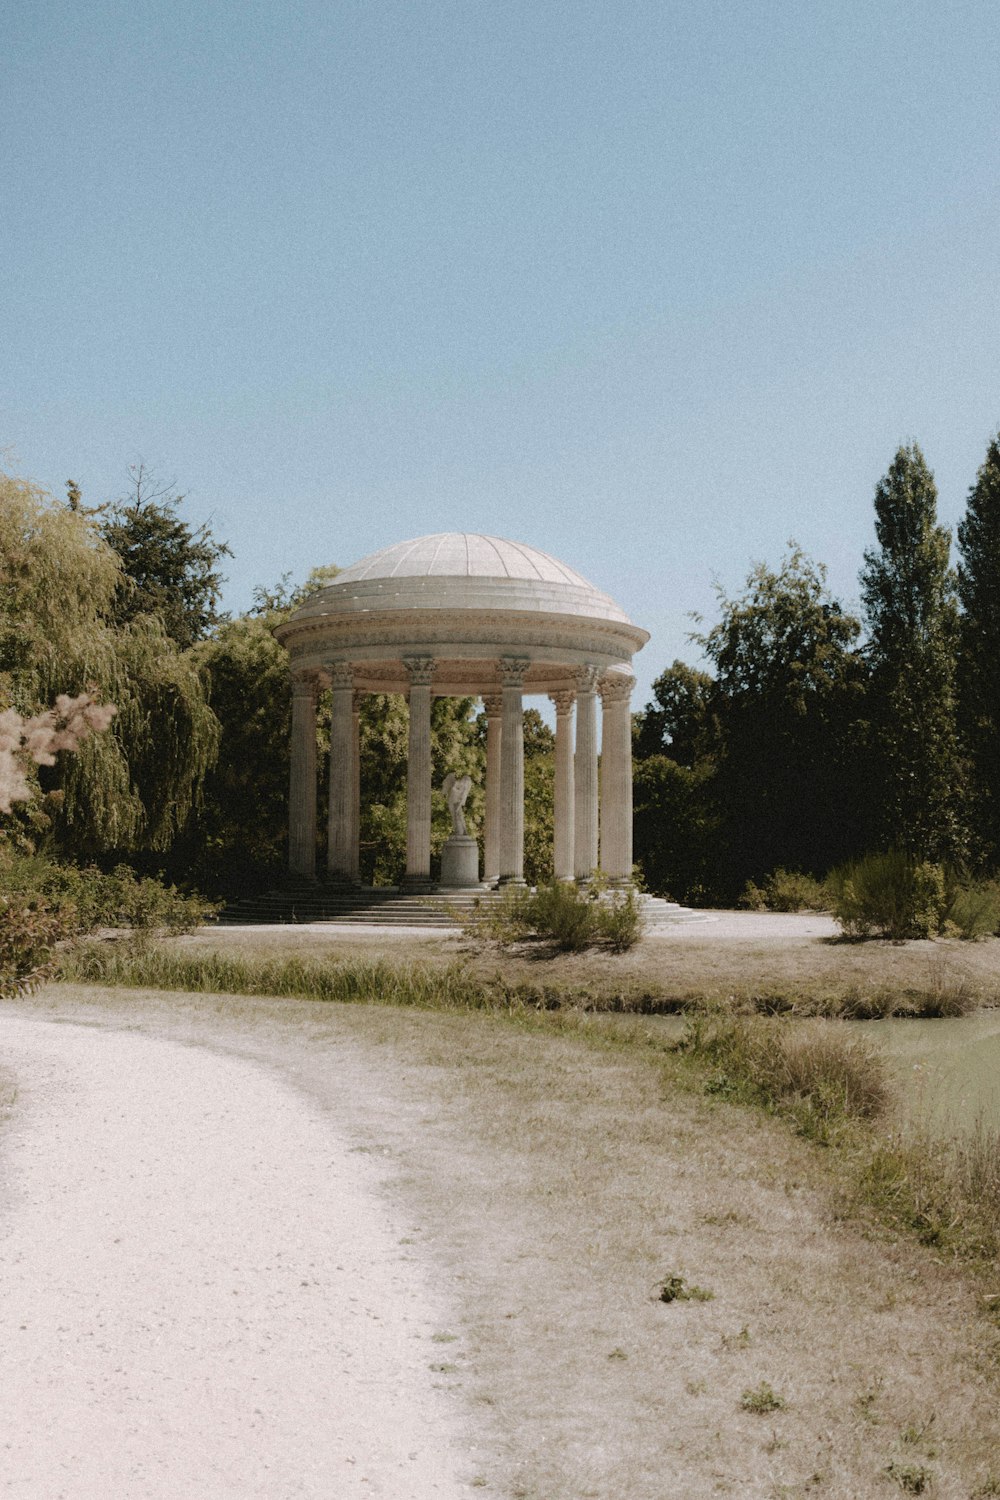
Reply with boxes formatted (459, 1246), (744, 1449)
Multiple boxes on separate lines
(857, 1011), (1000, 1135)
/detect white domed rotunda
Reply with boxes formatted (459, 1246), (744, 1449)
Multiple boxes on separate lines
(274, 533), (648, 888)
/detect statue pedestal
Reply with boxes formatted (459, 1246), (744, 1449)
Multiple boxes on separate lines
(440, 835), (480, 888)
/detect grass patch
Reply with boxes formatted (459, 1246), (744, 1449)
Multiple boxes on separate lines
(886, 1459), (933, 1494)
(676, 1014), (890, 1142)
(657, 1274), (714, 1303)
(59, 939), (516, 1012)
(740, 1382), (786, 1414)
(847, 1118), (1000, 1263)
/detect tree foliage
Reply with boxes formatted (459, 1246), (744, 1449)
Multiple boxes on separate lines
(957, 433), (1000, 864)
(633, 661), (714, 766)
(99, 463), (231, 649)
(860, 443), (966, 861)
(0, 470), (218, 858)
(694, 547), (865, 892)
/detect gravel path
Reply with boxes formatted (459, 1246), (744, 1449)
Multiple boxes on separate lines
(0, 1017), (472, 1499)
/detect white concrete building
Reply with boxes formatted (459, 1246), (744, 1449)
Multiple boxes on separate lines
(274, 533), (648, 888)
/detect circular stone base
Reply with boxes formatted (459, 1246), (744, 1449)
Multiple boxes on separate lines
(440, 835), (480, 888)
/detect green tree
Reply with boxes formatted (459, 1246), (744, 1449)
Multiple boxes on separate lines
(860, 443), (966, 861)
(695, 546), (865, 893)
(634, 661), (715, 765)
(99, 463), (231, 649)
(633, 755), (718, 903)
(0, 470), (218, 858)
(956, 432), (1000, 865)
(178, 612), (293, 891)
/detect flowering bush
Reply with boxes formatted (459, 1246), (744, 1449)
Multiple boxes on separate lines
(0, 693), (115, 812)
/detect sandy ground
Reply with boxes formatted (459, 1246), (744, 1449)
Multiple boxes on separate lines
(4, 972), (1000, 1499)
(0, 1015), (477, 1498)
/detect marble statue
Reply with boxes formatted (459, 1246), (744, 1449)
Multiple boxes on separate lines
(442, 772), (472, 836)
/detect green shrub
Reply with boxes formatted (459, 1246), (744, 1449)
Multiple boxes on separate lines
(739, 868), (828, 913)
(678, 1015), (889, 1141)
(594, 888), (644, 952)
(828, 851), (1000, 941)
(945, 881), (1000, 940)
(0, 852), (215, 934)
(460, 886), (535, 945)
(0, 894), (68, 996)
(828, 851), (917, 939)
(463, 881), (644, 953)
(528, 881), (598, 951)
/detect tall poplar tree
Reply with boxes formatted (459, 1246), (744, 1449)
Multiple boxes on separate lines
(956, 432), (1000, 865)
(859, 443), (966, 861)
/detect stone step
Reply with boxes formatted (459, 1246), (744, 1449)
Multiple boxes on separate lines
(217, 886), (711, 928)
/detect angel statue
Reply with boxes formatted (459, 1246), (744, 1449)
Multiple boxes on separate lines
(442, 771), (473, 836)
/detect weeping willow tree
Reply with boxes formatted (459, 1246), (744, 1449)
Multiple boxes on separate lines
(0, 471), (219, 856)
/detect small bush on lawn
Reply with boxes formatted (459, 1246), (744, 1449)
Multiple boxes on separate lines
(529, 881), (597, 951)
(594, 888), (644, 952)
(740, 868), (828, 913)
(462, 880), (644, 953)
(0, 894), (69, 996)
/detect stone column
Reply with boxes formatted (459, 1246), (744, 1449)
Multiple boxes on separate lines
(403, 656), (435, 888)
(549, 690), (576, 882)
(326, 662), (356, 882)
(599, 671), (636, 884)
(482, 694), (503, 886)
(288, 669), (318, 878)
(349, 691), (363, 883)
(498, 657), (529, 885)
(573, 664), (600, 881)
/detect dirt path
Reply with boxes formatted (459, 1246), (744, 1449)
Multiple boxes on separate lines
(3, 984), (1000, 1499)
(0, 1015), (474, 1498)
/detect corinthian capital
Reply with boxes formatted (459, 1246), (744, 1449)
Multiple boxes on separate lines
(481, 694), (503, 718)
(326, 661), (354, 691)
(403, 655), (436, 688)
(549, 690), (576, 716)
(574, 664), (600, 694)
(599, 671), (636, 705)
(498, 656), (530, 689)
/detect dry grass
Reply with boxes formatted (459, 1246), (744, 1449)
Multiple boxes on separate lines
(8, 980), (1000, 1499)
(0, 1065), (16, 1118)
(677, 1015), (891, 1141)
(177, 920), (1000, 1017)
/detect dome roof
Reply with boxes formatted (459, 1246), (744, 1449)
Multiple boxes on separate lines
(334, 533), (594, 589)
(274, 531), (648, 694)
(289, 532), (633, 626)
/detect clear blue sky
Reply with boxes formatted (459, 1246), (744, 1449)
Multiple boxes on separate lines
(3, 0), (999, 704)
